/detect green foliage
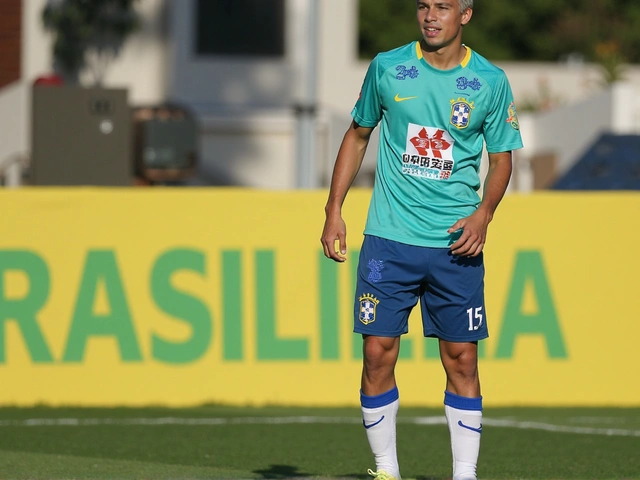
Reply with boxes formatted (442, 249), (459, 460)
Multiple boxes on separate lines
(42, 0), (140, 83)
(358, 0), (639, 83)
(358, 0), (418, 58)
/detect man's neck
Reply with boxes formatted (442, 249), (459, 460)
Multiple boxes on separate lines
(420, 42), (467, 70)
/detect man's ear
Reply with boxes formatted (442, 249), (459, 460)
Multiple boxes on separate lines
(461, 8), (473, 26)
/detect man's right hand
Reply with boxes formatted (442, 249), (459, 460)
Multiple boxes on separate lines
(320, 121), (373, 263)
(320, 214), (348, 262)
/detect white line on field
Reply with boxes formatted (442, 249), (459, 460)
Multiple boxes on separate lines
(0, 416), (638, 437)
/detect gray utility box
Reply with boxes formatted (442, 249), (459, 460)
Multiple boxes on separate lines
(31, 86), (132, 186)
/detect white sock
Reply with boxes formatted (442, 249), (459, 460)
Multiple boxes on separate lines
(444, 391), (483, 480)
(361, 386), (400, 479)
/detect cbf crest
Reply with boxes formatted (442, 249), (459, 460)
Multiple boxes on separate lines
(359, 293), (380, 325)
(450, 98), (475, 129)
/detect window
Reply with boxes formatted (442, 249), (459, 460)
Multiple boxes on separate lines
(196, 0), (285, 57)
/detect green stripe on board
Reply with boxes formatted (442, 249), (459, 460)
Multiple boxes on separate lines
(222, 250), (243, 361)
(319, 251), (339, 360)
(255, 251), (308, 360)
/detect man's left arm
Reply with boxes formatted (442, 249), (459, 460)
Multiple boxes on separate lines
(448, 151), (513, 257)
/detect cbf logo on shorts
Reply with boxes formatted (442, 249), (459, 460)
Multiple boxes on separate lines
(402, 123), (455, 180)
(359, 293), (379, 325)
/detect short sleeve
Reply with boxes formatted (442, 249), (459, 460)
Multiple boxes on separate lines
(351, 56), (383, 128)
(483, 74), (524, 153)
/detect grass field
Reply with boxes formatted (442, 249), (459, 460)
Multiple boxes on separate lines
(0, 405), (638, 480)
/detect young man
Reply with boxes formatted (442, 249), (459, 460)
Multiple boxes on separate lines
(320, 1), (523, 479)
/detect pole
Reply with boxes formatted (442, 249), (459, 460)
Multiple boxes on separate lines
(294, 0), (319, 189)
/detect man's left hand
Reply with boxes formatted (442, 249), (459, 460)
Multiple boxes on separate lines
(447, 209), (492, 257)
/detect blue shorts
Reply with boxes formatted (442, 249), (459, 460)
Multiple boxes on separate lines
(353, 235), (488, 342)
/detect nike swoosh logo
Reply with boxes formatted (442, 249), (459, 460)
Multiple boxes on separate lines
(458, 420), (482, 434)
(394, 93), (418, 102)
(363, 415), (385, 429)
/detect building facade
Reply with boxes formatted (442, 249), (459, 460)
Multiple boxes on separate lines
(1, 0), (639, 189)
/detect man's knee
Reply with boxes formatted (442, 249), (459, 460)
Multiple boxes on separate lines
(440, 341), (479, 378)
(361, 336), (400, 395)
(363, 335), (400, 371)
(363, 335), (398, 358)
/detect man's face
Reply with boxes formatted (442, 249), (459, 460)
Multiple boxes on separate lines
(416, 0), (472, 51)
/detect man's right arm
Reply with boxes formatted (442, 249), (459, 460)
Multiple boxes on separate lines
(320, 121), (374, 262)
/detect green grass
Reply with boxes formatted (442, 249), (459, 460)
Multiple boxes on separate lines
(0, 405), (638, 479)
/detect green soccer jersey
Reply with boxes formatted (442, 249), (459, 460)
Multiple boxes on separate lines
(352, 42), (524, 247)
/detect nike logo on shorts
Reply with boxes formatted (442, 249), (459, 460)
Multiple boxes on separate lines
(363, 415), (385, 429)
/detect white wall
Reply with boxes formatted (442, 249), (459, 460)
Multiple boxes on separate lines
(166, 0), (329, 188)
(0, 83), (28, 169)
(96, 0), (168, 105)
(512, 82), (640, 191)
(531, 88), (615, 177)
(167, 0), (293, 109)
(22, 0), (52, 82)
(318, 1), (381, 184)
(197, 112), (296, 188)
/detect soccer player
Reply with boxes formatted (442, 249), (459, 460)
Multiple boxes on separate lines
(320, 1), (523, 479)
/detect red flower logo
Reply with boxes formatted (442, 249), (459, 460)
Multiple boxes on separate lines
(410, 128), (451, 159)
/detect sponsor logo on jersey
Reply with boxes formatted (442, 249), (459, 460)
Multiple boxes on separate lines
(506, 101), (520, 130)
(359, 293), (379, 325)
(402, 123), (455, 180)
(450, 97), (475, 129)
(456, 76), (482, 91)
(395, 65), (419, 80)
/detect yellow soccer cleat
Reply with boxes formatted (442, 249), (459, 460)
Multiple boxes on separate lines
(367, 468), (398, 480)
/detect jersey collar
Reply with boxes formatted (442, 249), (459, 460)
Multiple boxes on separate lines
(415, 41), (472, 71)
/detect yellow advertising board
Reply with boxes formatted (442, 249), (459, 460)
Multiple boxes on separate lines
(0, 189), (639, 407)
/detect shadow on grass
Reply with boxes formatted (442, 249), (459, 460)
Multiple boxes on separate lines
(252, 464), (315, 478)
(250, 465), (446, 480)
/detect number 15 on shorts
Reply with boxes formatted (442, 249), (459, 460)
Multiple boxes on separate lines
(467, 306), (483, 331)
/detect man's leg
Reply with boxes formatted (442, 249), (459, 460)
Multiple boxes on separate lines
(440, 340), (482, 480)
(360, 335), (401, 479)
(353, 236), (422, 479)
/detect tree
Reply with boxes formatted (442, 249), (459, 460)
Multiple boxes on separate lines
(42, 0), (140, 84)
(358, 0), (417, 59)
(358, 0), (640, 83)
